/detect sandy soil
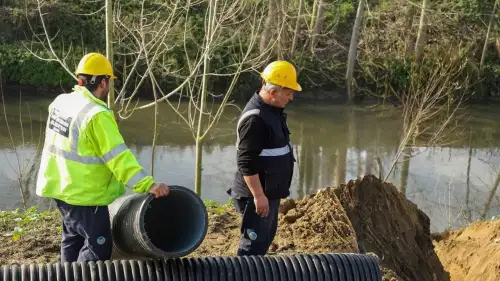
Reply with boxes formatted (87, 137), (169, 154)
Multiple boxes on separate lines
(433, 219), (500, 281)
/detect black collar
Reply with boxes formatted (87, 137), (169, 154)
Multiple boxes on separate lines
(252, 92), (284, 114)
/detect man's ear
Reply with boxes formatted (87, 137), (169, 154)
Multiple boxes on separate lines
(268, 87), (277, 97)
(100, 79), (107, 88)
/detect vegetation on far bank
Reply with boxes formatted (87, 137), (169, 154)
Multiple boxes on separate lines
(0, 0), (498, 102)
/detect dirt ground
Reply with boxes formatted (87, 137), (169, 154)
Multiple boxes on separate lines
(433, 219), (500, 281)
(0, 208), (61, 265)
(1, 176), (499, 281)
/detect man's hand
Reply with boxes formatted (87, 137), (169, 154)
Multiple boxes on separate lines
(149, 183), (170, 198)
(254, 194), (269, 217)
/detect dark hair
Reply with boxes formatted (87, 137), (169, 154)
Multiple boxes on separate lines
(77, 74), (109, 92)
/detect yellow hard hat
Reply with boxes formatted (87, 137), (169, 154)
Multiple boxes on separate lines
(260, 60), (302, 91)
(75, 53), (116, 78)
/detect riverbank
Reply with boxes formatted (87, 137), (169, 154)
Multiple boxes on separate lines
(1, 176), (499, 281)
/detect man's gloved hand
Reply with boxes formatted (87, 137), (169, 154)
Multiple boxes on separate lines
(149, 183), (170, 198)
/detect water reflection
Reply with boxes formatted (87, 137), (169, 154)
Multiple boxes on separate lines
(1, 98), (500, 232)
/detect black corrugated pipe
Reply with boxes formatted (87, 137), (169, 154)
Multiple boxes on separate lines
(0, 253), (382, 281)
(108, 185), (209, 259)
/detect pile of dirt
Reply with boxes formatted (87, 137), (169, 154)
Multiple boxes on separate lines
(193, 189), (359, 256)
(335, 175), (450, 281)
(272, 189), (359, 254)
(433, 219), (500, 281)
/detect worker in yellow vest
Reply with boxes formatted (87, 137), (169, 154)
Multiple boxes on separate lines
(36, 53), (170, 263)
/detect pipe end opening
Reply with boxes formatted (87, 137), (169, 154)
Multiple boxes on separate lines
(142, 186), (208, 257)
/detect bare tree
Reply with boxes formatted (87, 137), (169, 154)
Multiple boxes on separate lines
(481, 172), (500, 219)
(384, 56), (470, 182)
(1, 76), (43, 209)
(310, 0), (325, 54)
(260, 0), (278, 55)
(480, 0), (498, 70)
(24, 0), (272, 195)
(105, 0), (115, 110)
(136, 0), (272, 195)
(290, 0), (304, 55)
(24, 0), (187, 114)
(414, 0), (428, 62)
(346, 0), (366, 104)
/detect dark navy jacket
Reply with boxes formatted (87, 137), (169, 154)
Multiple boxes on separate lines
(229, 93), (295, 200)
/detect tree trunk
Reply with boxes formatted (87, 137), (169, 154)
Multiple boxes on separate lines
(481, 172), (500, 220)
(465, 134), (473, 223)
(346, 0), (365, 104)
(291, 0), (303, 55)
(151, 87), (159, 177)
(310, 0), (325, 54)
(480, 0), (498, 70)
(309, 0), (318, 32)
(195, 0), (215, 195)
(414, 0), (428, 62)
(298, 122), (306, 198)
(277, 0), (289, 59)
(399, 147), (411, 195)
(260, 0), (277, 54)
(105, 0), (115, 110)
(405, 5), (417, 56)
(335, 147), (347, 186)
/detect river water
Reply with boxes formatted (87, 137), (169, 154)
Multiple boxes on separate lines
(1, 94), (500, 232)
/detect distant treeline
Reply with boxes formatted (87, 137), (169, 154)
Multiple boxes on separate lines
(0, 0), (498, 102)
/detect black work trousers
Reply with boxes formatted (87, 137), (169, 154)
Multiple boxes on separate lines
(55, 199), (113, 263)
(233, 197), (280, 256)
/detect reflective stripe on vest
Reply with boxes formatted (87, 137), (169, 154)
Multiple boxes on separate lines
(236, 108), (292, 157)
(236, 108), (260, 147)
(259, 144), (291, 156)
(43, 98), (140, 189)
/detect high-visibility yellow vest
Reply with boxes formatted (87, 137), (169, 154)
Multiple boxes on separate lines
(36, 85), (154, 206)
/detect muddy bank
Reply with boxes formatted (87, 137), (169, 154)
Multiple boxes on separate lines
(1, 176), (496, 281)
(433, 219), (500, 281)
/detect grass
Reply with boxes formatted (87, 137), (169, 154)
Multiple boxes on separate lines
(0, 206), (61, 265)
(0, 206), (61, 242)
(203, 199), (234, 215)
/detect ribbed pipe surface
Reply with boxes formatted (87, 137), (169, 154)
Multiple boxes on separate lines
(108, 185), (208, 259)
(0, 253), (382, 281)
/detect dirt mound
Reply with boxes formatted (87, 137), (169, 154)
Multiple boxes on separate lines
(335, 175), (450, 281)
(433, 219), (500, 281)
(272, 189), (359, 253)
(193, 189), (359, 256)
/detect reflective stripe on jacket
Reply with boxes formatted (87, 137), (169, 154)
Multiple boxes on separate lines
(231, 93), (295, 200)
(36, 85), (154, 206)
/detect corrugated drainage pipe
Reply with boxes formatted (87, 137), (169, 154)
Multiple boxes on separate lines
(1, 253), (382, 281)
(108, 185), (208, 259)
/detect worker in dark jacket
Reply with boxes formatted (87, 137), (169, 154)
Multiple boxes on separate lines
(228, 60), (302, 256)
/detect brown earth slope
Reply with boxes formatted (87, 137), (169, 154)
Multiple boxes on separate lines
(433, 219), (500, 281)
(336, 175), (450, 281)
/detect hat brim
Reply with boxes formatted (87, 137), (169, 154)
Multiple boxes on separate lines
(291, 83), (302, 92)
